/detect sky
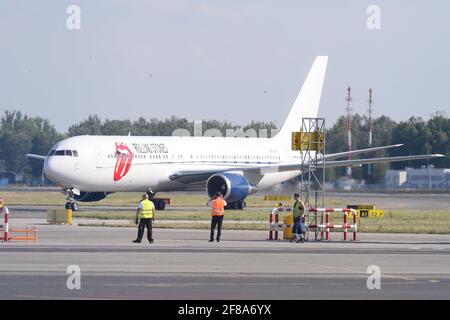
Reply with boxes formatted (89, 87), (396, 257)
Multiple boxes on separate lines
(0, 0), (449, 132)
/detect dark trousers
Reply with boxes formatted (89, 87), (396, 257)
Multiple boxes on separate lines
(137, 218), (153, 241)
(292, 216), (304, 235)
(210, 215), (224, 240)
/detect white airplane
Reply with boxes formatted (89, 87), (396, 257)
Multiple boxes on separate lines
(27, 56), (444, 210)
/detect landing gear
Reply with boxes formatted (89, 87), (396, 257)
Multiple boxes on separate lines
(147, 191), (166, 211)
(225, 200), (246, 210)
(63, 188), (79, 211)
(64, 201), (78, 211)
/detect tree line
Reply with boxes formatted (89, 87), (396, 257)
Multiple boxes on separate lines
(0, 110), (448, 184)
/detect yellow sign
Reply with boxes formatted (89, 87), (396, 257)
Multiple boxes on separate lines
(292, 132), (301, 151)
(368, 210), (384, 218)
(291, 131), (324, 151)
(357, 209), (384, 218)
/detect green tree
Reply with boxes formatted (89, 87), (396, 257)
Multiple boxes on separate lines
(67, 115), (103, 136)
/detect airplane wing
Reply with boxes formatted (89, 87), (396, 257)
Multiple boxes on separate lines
(324, 144), (403, 160)
(169, 153), (445, 184)
(311, 153), (444, 169)
(26, 154), (46, 160)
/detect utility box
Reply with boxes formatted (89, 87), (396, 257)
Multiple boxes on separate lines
(47, 209), (72, 225)
(283, 213), (293, 240)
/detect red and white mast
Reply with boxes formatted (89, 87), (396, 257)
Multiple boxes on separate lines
(345, 86), (352, 177)
(368, 88), (374, 178)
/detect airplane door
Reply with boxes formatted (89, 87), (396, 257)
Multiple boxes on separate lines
(96, 147), (103, 168)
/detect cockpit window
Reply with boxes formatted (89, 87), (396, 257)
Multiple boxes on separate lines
(50, 149), (79, 157)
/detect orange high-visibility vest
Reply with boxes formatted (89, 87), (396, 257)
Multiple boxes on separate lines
(211, 198), (225, 216)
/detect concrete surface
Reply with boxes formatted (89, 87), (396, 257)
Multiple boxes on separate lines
(0, 217), (449, 299)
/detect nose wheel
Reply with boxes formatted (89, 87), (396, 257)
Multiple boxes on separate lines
(65, 201), (78, 211)
(63, 188), (79, 211)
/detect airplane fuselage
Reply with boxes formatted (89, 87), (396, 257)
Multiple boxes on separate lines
(44, 135), (303, 193)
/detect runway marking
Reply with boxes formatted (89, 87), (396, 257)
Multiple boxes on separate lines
(381, 281), (438, 285)
(296, 261), (417, 281)
(1, 246), (448, 256)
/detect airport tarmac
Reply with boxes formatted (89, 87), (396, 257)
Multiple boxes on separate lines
(0, 218), (449, 299)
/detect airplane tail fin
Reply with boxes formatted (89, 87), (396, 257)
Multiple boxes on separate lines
(272, 56), (328, 146)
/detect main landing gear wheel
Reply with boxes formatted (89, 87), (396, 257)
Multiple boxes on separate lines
(146, 191), (166, 211)
(225, 200), (246, 210)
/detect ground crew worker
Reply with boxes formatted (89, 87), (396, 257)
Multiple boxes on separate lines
(291, 193), (305, 243)
(132, 193), (156, 244)
(209, 192), (227, 242)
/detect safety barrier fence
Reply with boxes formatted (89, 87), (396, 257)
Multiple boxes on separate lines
(268, 206), (358, 241)
(268, 207), (292, 240)
(307, 208), (358, 241)
(1, 207), (38, 242)
(0, 207), (9, 241)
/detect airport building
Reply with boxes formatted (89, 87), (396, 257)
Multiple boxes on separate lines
(385, 167), (450, 189)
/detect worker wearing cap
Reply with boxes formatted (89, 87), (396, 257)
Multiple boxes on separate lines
(291, 193), (305, 243)
(209, 192), (227, 242)
(132, 193), (156, 244)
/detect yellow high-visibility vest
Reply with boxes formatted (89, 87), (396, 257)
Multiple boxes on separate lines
(293, 201), (304, 218)
(140, 199), (154, 218)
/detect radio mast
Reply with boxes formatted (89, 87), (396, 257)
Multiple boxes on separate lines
(345, 86), (352, 177)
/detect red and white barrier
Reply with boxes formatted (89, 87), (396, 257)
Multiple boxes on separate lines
(4, 207), (9, 241)
(0, 207), (10, 241)
(1, 207), (37, 242)
(308, 207), (358, 241)
(268, 206), (358, 242)
(268, 206), (291, 240)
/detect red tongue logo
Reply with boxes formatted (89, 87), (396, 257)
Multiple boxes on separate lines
(114, 142), (133, 182)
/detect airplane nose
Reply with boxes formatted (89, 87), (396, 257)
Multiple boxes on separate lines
(44, 157), (58, 182)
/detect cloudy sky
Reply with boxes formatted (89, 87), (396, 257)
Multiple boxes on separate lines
(0, 0), (449, 132)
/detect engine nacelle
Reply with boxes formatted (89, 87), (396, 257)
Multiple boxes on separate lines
(206, 173), (257, 202)
(73, 192), (108, 202)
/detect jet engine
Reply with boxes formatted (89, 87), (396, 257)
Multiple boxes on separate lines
(206, 173), (257, 203)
